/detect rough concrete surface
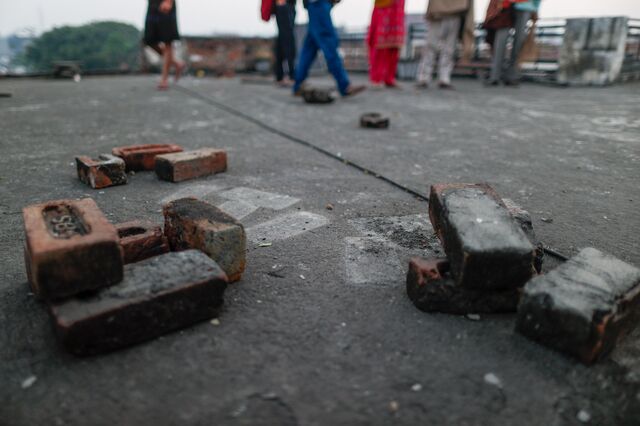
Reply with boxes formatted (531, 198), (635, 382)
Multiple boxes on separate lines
(0, 75), (639, 425)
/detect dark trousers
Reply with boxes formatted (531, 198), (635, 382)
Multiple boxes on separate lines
(275, 4), (296, 81)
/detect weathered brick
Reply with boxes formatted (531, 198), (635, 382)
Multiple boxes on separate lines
(163, 197), (246, 282)
(407, 257), (521, 314)
(360, 113), (390, 129)
(516, 248), (640, 364)
(116, 220), (169, 264)
(22, 198), (123, 300)
(155, 148), (227, 183)
(503, 198), (544, 274)
(75, 154), (127, 189)
(112, 144), (183, 171)
(50, 250), (228, 356)
(429, 183), (535, 290)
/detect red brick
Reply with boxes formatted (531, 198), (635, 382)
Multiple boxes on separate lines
(163, 197), (246, 282)
(112, 144), (183, 171)
(22, 198), (123, 300)
(76, 154), (127, 189)
(155, 148), (227, 183)
(50, 250), (228, 356)
(406, 257), (522, 314)
(116, 220), (169, 264)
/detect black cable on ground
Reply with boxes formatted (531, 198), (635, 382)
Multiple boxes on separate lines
(176, 85), (430, 202)
(176, 85), (569, 262)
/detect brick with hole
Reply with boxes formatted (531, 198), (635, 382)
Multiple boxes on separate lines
(49, 250), (228, 356)
(116, 220), (169, 264)
(22, 198), (123, 300)
(76, 154), (127, 189)
(112, 144), (183, 171)
(155, 148), (227, 183)
(407, 257), (521, 314)
(163, 197), (246, 282)
(516, 248), (640, 364)
(429, 183), (535, 290)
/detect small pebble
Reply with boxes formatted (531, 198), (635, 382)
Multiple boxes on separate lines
(326, 203), (334, 211)
(466, 314), (481, 321)
(210, 318), (221, 326)
(299, 275), (306, 280)
(577, 410), (591, 423)
(389, 400), (399, 412)
(483, 373), (502, 388)
(541, 217), (553, 223)
(21, 375), (37, 389)
(411, 383), (422, 392)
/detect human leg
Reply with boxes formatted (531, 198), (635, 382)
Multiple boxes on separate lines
(293, 32), (319, 93)
(488, 27), (509, 84)
(437, 15), (461, 86)
(385, 48), (400, 86)
(505, 11), (531, 83)
(308, 0), (350, 95)
(416, 19), (441, 86)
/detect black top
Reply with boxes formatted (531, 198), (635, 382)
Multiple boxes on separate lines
(148, 0), (176, 15)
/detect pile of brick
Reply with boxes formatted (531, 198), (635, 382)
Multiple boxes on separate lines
(407, 183), (640, 364)
(22, 197), (246, 356)
(76, 144), (227, 189)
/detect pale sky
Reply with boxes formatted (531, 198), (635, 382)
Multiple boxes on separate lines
(1, 0), (639, 37)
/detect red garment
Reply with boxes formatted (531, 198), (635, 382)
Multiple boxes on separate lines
(369, 47), (400, 85)
(261, 0), (274, 22)
(367, 0), (405, 49)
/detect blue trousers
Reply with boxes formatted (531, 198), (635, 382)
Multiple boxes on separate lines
(293, 0), (350, 95)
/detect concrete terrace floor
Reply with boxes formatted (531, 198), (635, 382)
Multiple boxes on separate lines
(0, 75), (639, 426)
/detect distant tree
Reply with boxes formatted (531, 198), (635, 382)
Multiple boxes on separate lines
(21, 21), (141, 72)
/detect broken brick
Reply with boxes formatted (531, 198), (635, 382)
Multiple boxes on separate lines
(516, 247), (640, 364)
(407, 257), (521, 314)
(163, 197), (246, 282)
(112, 144), (184, 171)
(429, 183), (535, 290)
(360, 113), (390, 129)
(75, 154), (127, 189)
(503, 198), (544, 274)
(116, 220), (169, 264)
(155, 148), (227, 183)
(50, 250), (228, 356)
(22, 198), (123, 300)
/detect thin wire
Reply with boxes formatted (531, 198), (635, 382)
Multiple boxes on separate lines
(176, 85), (569, 262)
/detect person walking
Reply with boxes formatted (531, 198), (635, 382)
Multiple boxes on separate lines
(144, 0), (185, 90)
(416, 0), (474, 90)
(485, 0), (541, 86)
(263, 0), (298, 86)
(367, 0), (406, 89)
(293, 0), (366, 98)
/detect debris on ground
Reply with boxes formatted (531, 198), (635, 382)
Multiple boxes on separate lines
(360, 112), (390, 129)
(76, 154), (127, 189)
(517, 247), (640, 364)
(112, 144), (183, 172)
(301, 87), (336, 104)
(116, 220), (170, 264)
(155, 148), (227, 183)
(21, 376), (37, 389)
(163, 197), (247, 282)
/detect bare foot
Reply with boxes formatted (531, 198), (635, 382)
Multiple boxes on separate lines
(157, 81), (169, 91)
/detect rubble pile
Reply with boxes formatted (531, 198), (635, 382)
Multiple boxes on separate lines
(407, 182), (640, 364)
(22, 197), (246, 356)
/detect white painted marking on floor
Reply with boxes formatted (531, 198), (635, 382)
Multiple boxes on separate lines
(159, 184), (222, 205)
(219, 187), (300, 210)
(218, 199), (258, 220)
(344, 237), (404, 287)
(246, 212), (328, 243)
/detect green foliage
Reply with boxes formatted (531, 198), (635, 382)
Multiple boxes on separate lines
(22, 21), (141, 72)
